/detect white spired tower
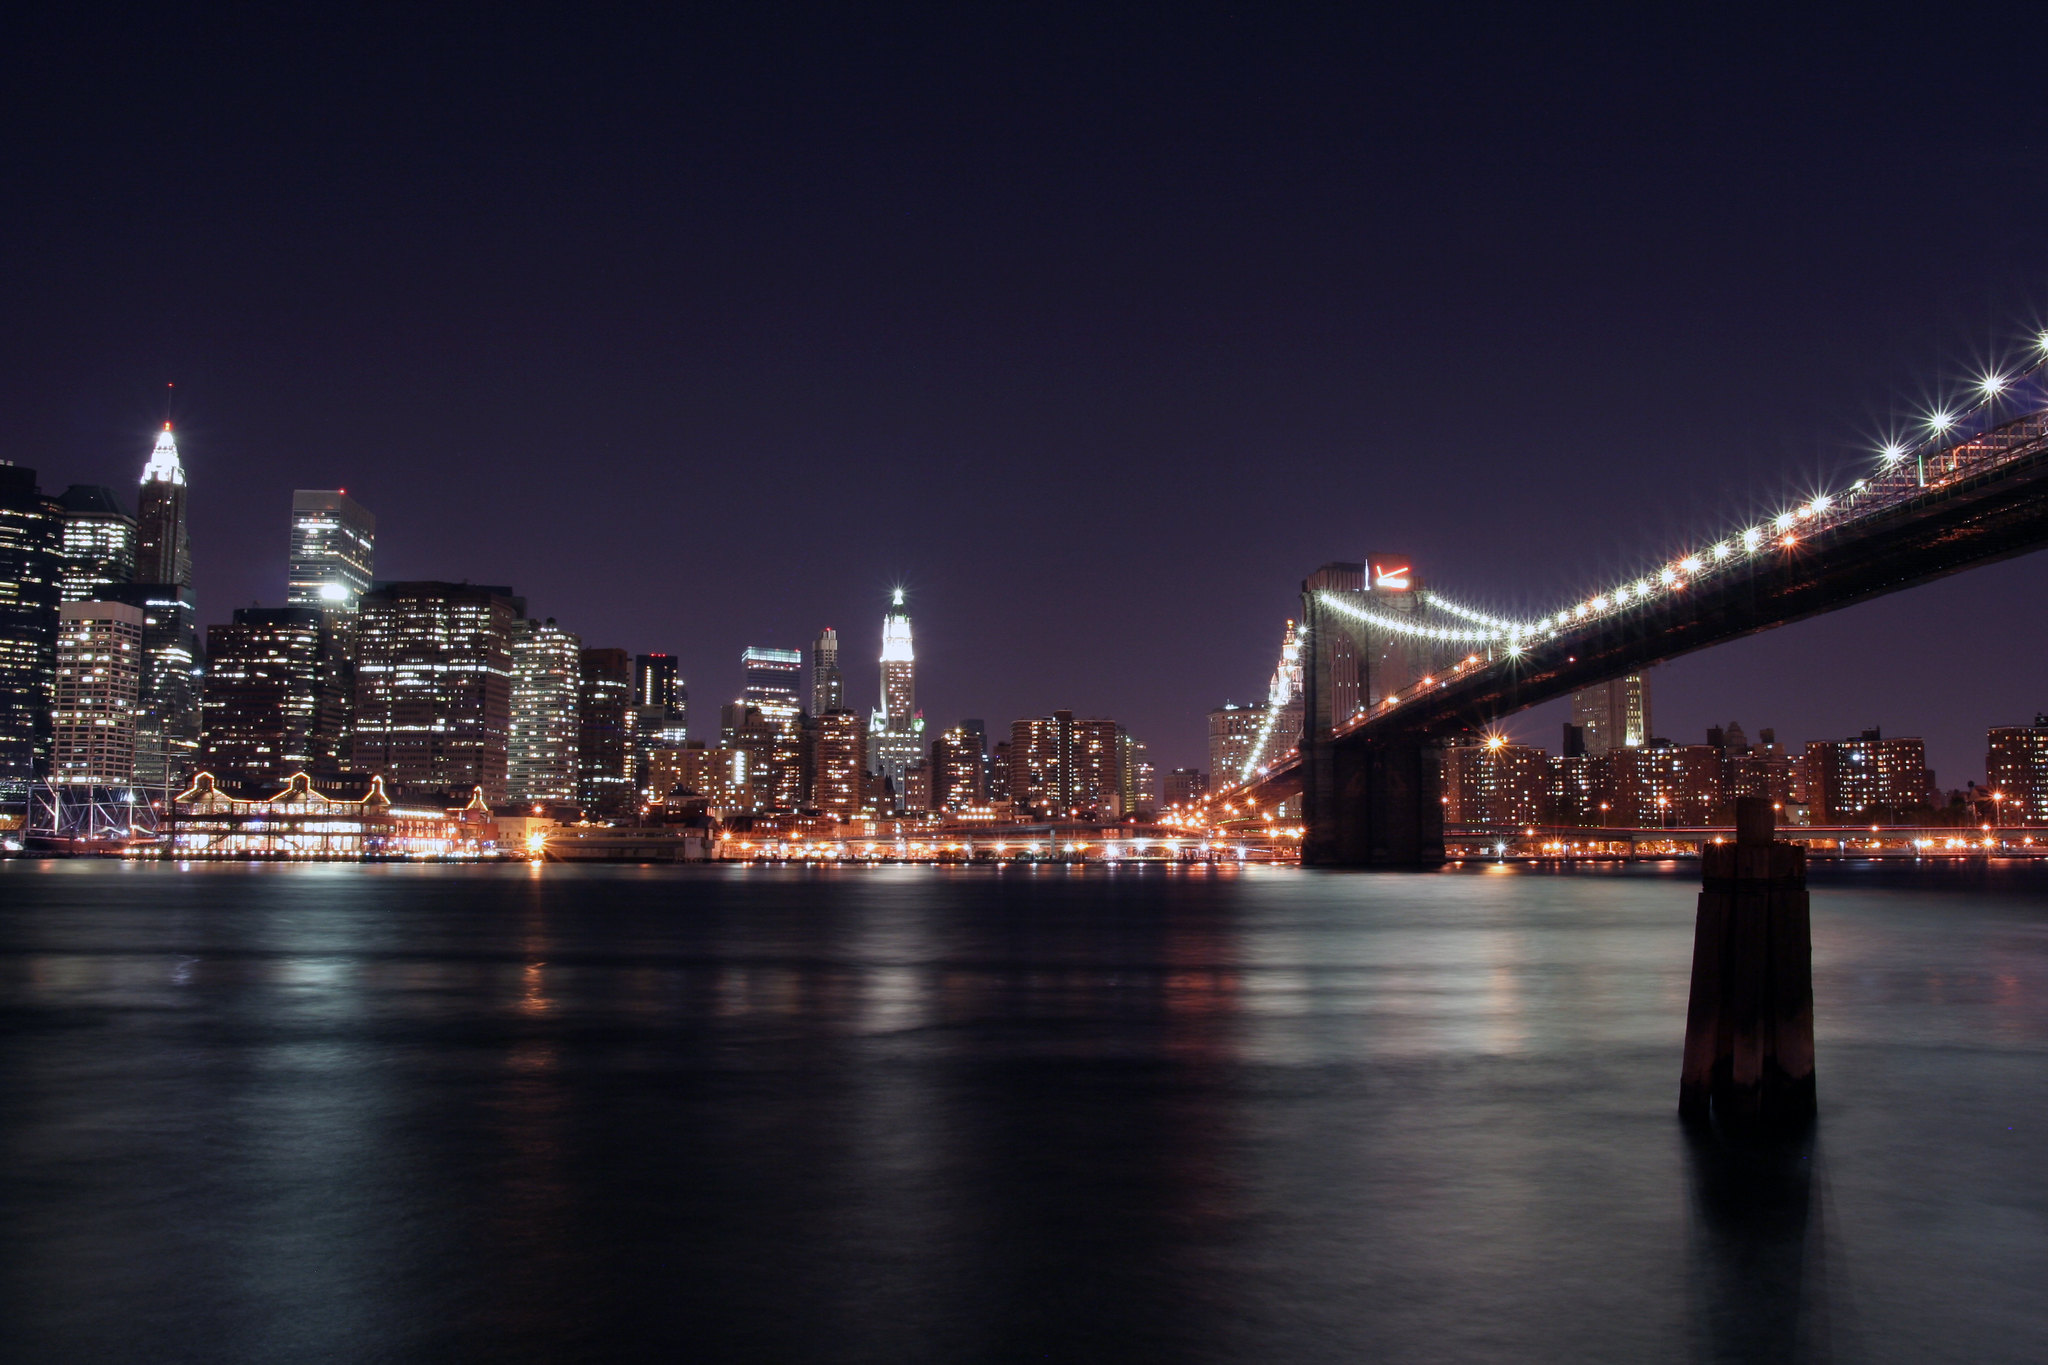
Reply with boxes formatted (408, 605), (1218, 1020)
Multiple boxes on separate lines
(868, 588), (925, 807)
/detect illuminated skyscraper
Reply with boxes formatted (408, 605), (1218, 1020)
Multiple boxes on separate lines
(0, 464), (61, 798)
(630, 653), (687, 797)
(116, 427), (202, 793)
(1207, 702), (1262, 786)
(1116, 730), (1157, 818)
(741, 646), (804, 810)
(55, 486), (135, 603)
(1009, 711), (1119, 819)
(508, 618), (581, 804)
(578, 647), (633, 815)
(103, 582), (200, 795)
(134, 424), (191, 588)
(1571, 674), (1651, 755)
(868, 591), (924, 805)
(287, 490), (376, 615)
(51, 601), (143, 786)
(813, 709), (867, 817)
(932, 721), (986, 810)
(199, 607), (346, 783)
(810, 627), (843, 715)
(354, 582), (520, 800)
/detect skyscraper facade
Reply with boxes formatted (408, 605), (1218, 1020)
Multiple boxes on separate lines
(810, 627), (843, 715)
(1570, 674), (1651, 755)
(868, 591), (924, 805)
(508, 618), (581, 804)
(813, 709), (867, 817)
(630, 653), (688, 796)
(51, 601), (144, 786)
(741, 646), (804, 810)
(102, 582), (200, 795)
(0, 464), (60, 798)
(1009, 711), (1119, 819)
(55, 486), (135, 603)
(932, 721), (987, 810)
(1117, 730), (1157, 818)
(287, 490), (376, 614)
(354, 582), (520, 800)
(112, 428), (202, 794)
(1207, 702), (1263, 787)
(578, 647), (633, 814)
(134, 424), (191, 588)
(199, 607), (345, 785)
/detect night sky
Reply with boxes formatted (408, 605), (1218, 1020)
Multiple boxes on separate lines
(8, 5), (2048, 783)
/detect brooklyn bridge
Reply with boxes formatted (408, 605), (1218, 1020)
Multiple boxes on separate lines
(1214, 350), (2048, 865)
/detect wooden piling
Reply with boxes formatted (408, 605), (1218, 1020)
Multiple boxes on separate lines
(1679, 797), (1816, 1128)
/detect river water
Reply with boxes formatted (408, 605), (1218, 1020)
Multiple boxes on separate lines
(0, 860), (2041, 1362)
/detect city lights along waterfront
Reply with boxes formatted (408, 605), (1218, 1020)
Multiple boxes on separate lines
(12, 337), (2048, 862)
(15, 7), (2048, 1362)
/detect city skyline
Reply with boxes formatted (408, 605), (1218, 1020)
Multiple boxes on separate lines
(12, 10), (2048, 785)
(8, 411), (2044, 793)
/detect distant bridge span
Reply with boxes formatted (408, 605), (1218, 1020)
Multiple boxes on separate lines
(1223, 396), (2048, 865)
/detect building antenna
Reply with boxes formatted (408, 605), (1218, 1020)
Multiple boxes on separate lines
(164, 381), (175, 428)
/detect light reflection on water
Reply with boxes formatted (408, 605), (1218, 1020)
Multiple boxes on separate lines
(0, 858), (2043, 1363)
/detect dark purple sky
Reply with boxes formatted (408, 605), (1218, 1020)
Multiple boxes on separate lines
(7, 5), (2048, 782)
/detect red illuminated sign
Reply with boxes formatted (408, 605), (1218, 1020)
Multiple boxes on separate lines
(1368, 557), (1413, 592)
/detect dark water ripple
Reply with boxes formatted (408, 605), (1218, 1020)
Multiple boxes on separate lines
(0, 859), (2043, 1363)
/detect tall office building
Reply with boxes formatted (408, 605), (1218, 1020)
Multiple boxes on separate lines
(810, 627), (843, 715)
(287, 490), (376, 614)
(1571, 674), (1651, 755)
(742, 646), (804, 810)
(55, 486), (135, 603)
(103, 582), (200, 795)
(868, 591), (924, 805)
(1207, 702), (1263, 786)
(508, 618), (581, 804)
(0, 464), (60, 799)
(635, 653), (680, 713)
(932, 721), (987, 810)
(115, 427), (202, 794)
(51, 601), (144, 786)
(630, 653), (688, 795)
(813, 709), (867, 817)
(578, 647), (633, 814)
(354, 582), (520, 800)
(1117, 730), (1157, 818)
(1010, 710), (1119, 819)
(134, 424), (191, 588)
(199, 607), (345, 784)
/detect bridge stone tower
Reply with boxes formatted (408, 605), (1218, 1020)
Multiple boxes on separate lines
(1299, 562), (1446, 867)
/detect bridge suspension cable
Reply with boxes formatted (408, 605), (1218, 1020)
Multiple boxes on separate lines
(1390, 343), (2048, 651)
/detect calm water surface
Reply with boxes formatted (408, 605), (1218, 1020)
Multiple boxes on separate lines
(0, 860), (2043, 1363)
